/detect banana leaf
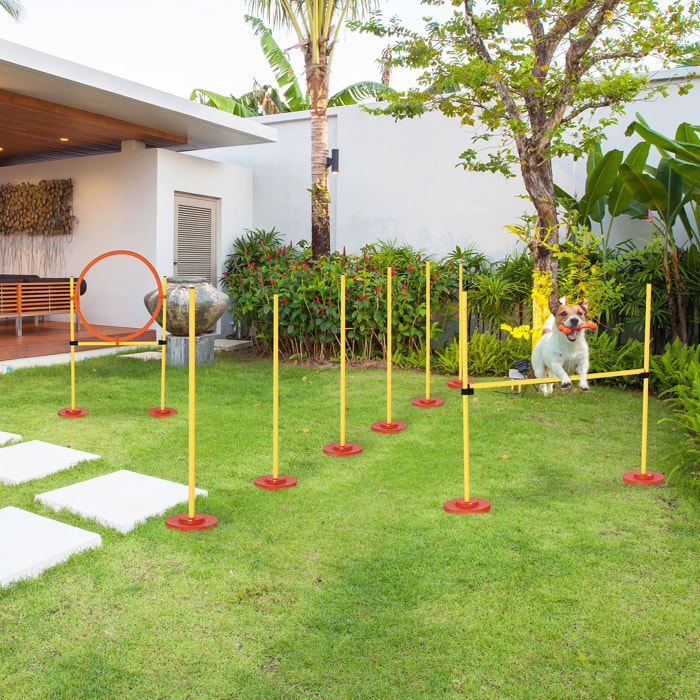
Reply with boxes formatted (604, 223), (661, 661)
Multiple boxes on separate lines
(578, 149), (623, 223)
(329, 81), (397, 106)
(608, 142), (650, 217)
(189, 89), (257, 118)
(619, 163), (668, 213)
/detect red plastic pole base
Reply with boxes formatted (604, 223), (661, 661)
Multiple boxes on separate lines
(58, 407), (88, 418)
(371, 420), (407, 434)
(444, 497), (491, 514)
(254, 474), (297, 490)
(447, 378), (474, 389)
(622, 471), (665, 485)
(147, 407), (178, 418)
(323, 442), (363, 456)
(412, 396), (444, 408)
(165, 513), (219, 531)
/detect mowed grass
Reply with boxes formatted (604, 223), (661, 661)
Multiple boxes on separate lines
(0, 351), (698, 699)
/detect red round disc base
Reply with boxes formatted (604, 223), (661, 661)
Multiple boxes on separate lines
(254, 475), (297, 490)
(412, 397), (444, 408)
(371, 420), (407, 434)
(622, 471), (665, 485)
(447, 377), (463, 388)
(165, 513), (218, 530)
(147, 407), (178, 418)
(58, 407), (88, 418)
(444, 497), (491, 514)
(323, 442), (363, 456)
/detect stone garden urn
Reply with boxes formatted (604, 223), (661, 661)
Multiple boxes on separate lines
(144, 277), (228, 368)
(143, 276), (228, 336)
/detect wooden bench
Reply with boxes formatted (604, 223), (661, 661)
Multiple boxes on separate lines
(0, 276), (86, 337)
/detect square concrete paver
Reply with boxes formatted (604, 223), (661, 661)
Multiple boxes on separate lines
(36, 469), (209, 533)
(0, 440), (101, 485)
(0, 431), (21, 446)
(0, 506), (101, 588)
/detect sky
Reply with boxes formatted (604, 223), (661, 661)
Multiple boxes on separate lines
(0, 0), (456, 100)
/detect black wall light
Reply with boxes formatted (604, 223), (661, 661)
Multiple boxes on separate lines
(326, 148), (339, 173)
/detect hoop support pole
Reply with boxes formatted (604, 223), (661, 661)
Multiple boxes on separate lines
(160, 277), (167, 411)
(69, 276), (76, 411)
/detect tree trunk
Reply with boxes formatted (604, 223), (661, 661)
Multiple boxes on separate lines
(521, 155), (559, 292)
(305, 54), (331, 259)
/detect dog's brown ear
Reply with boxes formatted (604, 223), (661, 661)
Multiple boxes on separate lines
(548, 291), (560, 314)
(579, 298), (589, 315)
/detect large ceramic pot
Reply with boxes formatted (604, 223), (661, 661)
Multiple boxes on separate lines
(144, 276), (228, 336)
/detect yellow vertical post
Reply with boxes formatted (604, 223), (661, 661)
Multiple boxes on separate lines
(640, 283), (651, 475)
(273, 294), (279, 480)
(458, 263), (463, 383)
(188, 286), (196, 520)
(425, 261), (431, 401)
(340, 275), (346, 447)
(387, 267), (392, 425)
(462, 290), (470, 503)
(159, 277), (168, 412)
(69, 276), (76, 412)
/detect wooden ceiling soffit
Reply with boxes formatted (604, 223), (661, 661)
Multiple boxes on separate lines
(0, 89), (188, 166)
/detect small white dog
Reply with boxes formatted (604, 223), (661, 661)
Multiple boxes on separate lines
(531, 293), (590, 395)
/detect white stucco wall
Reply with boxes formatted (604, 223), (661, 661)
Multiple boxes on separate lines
(0, 149), (253, 331)
(198, 67), (700, 261)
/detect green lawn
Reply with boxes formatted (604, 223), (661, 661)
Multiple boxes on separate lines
(0, 352), (698, 699)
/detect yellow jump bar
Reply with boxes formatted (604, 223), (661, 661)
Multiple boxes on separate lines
(471, 367), (646, 391)
(75, 341), (159, 347)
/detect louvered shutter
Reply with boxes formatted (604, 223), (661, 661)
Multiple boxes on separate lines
(173, 194), (218, 283)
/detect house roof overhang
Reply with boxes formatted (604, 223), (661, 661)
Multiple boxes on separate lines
(0, 39), (276, 167)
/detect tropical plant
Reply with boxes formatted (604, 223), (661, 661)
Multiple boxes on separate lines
(192, 16), (394, 117)
(0, 0), (22, 20)
(241, 1), (380, 259)
(353, 0), (699, 295)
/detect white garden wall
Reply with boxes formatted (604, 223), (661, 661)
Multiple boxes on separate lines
(196, 67), (700, 260)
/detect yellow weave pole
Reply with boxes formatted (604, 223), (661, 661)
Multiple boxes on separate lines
(444, 289), (491, 513)
(372, 267), (407, 433)
(58, 277), (88, 418)
(426, 261), (431, 400)
(273, 294), (279, 479)
(255, 294), (297, 487)
(447, 263), (464, 389)
(188, 286), (196, 519)
(165, 286), (218, 529)
(413, 261), (444, 407)
(323, 275), (362, 455)
(623, 283), (664, 484)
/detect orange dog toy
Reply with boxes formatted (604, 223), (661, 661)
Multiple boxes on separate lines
(558, 321), (598, 335)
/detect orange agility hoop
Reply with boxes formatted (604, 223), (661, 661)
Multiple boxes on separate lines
(74, 250), (163, 343)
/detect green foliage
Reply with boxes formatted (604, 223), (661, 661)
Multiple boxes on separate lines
(222, 234), (453, 361)
(462, 331), (529, 377)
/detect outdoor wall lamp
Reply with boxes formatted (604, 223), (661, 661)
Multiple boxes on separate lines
(326, 148), (339, 173)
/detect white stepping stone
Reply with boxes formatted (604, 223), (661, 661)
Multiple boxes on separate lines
(0, 506), (101, 588)
(0, 440), (100, 485)
(0, 431), (21, 446)
(36, 469), (208, 533)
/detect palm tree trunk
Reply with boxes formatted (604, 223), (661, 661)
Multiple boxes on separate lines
(305, 53), (331, 259)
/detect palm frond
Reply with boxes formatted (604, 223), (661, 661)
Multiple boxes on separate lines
(329, 81), (396, 106)
(190, 89), (258, 118)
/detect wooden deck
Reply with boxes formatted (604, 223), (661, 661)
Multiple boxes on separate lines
(0, 319), (157, 361)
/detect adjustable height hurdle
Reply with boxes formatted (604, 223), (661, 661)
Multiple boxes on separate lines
(372, 267), (407, 434)
(323, 275), (363, 456)
(255, 294), (297, 489)
(444, 283), (663, 512)
(413, 260), (444, 408)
